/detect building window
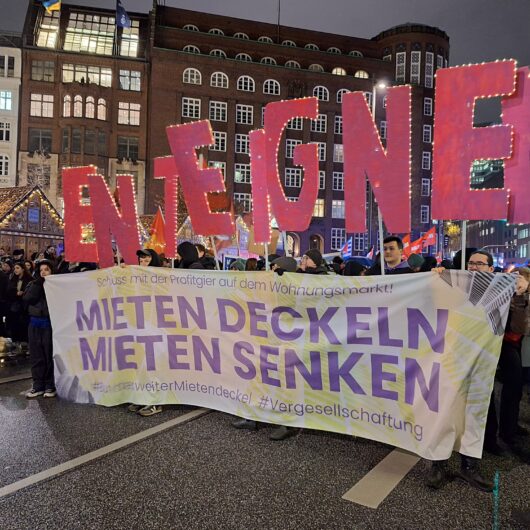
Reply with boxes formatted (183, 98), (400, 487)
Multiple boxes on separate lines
(285, 139), (302, 159)
(382, 54), (392, 61)
(120, 20), (140, 58)
(237, 75), (255, 92)
(235, 53), (252, 62)
(311, 114), (327, 133)
(84, 129), (96, 154)
(211, 131), (227, 152)
(62, 95), (71, 117)
(333, 144), (344, 163)
(61, 64), (112, 87)
(332, 67), (347, 76)
(183, 24), (199, 32)
(421, 178), (431, 196)
(316, 142), (326, 162)
(327, 47), (341, 54)
(0, 155), (9, 176)
(182, 97), (201, 119)
(410, 51), (421, 85)
(313, 86), (329, 101)
(119, 70), (141, 91)
(36, 10), (60, 48)
(210, 49), (227, 59)
(285, 168), (302, 187)
(319, 171), (325, 190)
(211, 72), (229, 89)
(336, 89), (349, 103)
(0, 122), (10, 142)
(72, 95), (83, 117)
(424, 97), (433, 116)
(331, 228), (346, 250)
(396, 51), (406, 83)
(64, 12), (115, 55)
(285, 60), (301, 69)
(118, 102), (140, 125)
(421, 205), (430, 224)
(85, 96), (95, 119)
(236, 104), (253, 125)
(313, 198), (325, 217)
(305, 43), (319, 51)
(332, 200), (345, 218)
(30, 93), (54, 118)
(209, 101), (227, 122)
(263, 79), (280, 95)
(437, 54), (444, 69)
(332, 172), (344, 191)
(28, 128), (52, 152)
(117, 136), (139, 160)
(364, 92), (372, 107)
(183, 68), (202, 85)
(183, 45), (200, 54)
(233, 32), (249, 40)
(425, 52), (434, 88)
(31, 60), (54, 82)
(97, 98), (107, 120)
(287, 117), (303, 130)
(350, 50), (364, 57)
(208, 28), (224, 36)
(258, 36), (273, 43)
(383, 95), (388, 108)
(309, 64), (324, 72)
(282, 40), (297, 47)
(260, 57), (277, 65)
(234, 163), (251, 183)
(0, 91), (12, 110)
(208, 161), (226, 179)
(235, 134), (250, 154)
(422, 151), (432, 170)
(423, 124), (432, 143)
(334, 115), (343, 135)
(354, 70), (369, 79)
(234, 193), (252, 213)
(353, 234), (366, 251)
(380, 121), (387, 139)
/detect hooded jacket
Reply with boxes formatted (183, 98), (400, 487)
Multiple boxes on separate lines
(177, 242), (205, 270)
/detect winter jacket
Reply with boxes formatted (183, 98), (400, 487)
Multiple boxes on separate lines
(23, 279), (49, 318)
(7, 274), (32, 313)
(366, 260), (413, 276)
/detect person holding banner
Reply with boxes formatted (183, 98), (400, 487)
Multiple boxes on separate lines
(299, 249), (328, 275)
(365, 236), (412, 275)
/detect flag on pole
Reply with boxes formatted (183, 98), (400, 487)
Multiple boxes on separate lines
(145, 207), (166, 255)
(116, 0), (131, 28)
(410, 236), (424, 254)
(42, 0), (61, 13)
(402, 234), (411, 258)
(341, 237), (353, 258)
(366, 246), (374, 260)
(422, 227), (437, 248)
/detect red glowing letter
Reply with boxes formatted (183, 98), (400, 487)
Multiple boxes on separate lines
(432, 60), (516, 220)
(343, 86), (411, 233)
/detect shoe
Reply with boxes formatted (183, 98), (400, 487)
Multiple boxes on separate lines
(26, 389), (44, 399)
(43, 389), (57, 398)
(456, 460), (493, 492)
(426, 461), (449, 489)
(232, 418), (258, 430)
(128, 404), (142, 413)
(137, 405), (162, 417)
(269, 426), (299, 441)
(484, 441), (508, 457)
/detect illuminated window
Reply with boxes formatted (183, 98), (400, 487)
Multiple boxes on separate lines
(85, 96), (95, 119)
(120, 20), (140, 57)
(332, 67), (346, 76)
(119, 70), (141, 91)
(0, 91), (12, 110)
(211, 72), (229, 88)
(313, 198), (325, 217)
(118, 102), (140, 125)
(332, 200), (345, 218)
(354, 70), (369, 79)
(313, 86), (329, 101)
(36, 11), (59, 48)
(97, 98), (106, 120)
(64, 12), (115, 55)
(263, 79), (280, 95)
(183, 45), (200, 54)
(73, 95), (83, 117)
(183, 68), (202, 84)
(31, 93), (54, 117)
(237, 75), (255, 92)
(182, 97), (201, 119)
(61, 64), (112, 87)
(334, 144), (344, 163)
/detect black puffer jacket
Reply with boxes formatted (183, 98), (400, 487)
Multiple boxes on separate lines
(177, 242), (205, 270)
(23, 279), (49, 318)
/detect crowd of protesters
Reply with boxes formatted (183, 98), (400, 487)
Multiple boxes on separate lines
(1, 239), (529, 510)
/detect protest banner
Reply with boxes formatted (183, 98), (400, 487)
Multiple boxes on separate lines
(45, 267), (515, 460)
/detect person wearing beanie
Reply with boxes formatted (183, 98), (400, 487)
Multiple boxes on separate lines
(407, 253), (425, 272)
(343, 260), (366, 277)
(23, 259), (56, 399)
(229, 258), (246, 271)
(299, 248), (328, 275)
(177, 242), (204, 269)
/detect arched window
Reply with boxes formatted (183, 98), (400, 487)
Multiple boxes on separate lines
(73, 95), (83, 117)
(327, 47), (342, 54)
(183, 24), (199, 32)
(313, 86), (329, 101)
(263, 79), (280, 96)
(354, 70), (369, 79)
(336, 89), (350, 103)
(285, 60), (301, 69)
(309, 64), (324, 72)
(208, 28), (224, 36)
(260, 57), (277, 65)
(282, 40), (297, 47)
(349, 50), (363, 57)
(183, 67), (202, 84)
(305, 43), (319, 51)
(237, 75), (255, 92)
(0, 155), (9, 176)
(332, 67), (347, 76)
(233, 32), (249, 40)
(258, 36), (273, 43)
(85, 96), (95, 119)
(210, 71), (229, 89)
(97, 98), (106, 120)
(210, 49), (227, 58)
(235, 53), (252, 62)
(63, 95), (71, 117)
(183, 45), (200, 54)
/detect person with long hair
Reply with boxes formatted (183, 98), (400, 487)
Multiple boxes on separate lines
(6, 262), (32, 353)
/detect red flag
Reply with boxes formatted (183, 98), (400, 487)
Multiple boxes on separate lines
(410, 236), (424, 254)
(402, 234), (411, 258)
(422, 227), (437, 248)
(145, 206), (166, 255)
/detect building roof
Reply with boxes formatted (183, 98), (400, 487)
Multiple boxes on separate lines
(0, 186), (34, 220)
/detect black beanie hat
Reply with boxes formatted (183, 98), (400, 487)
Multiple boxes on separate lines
(304, 249), (323, 268)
